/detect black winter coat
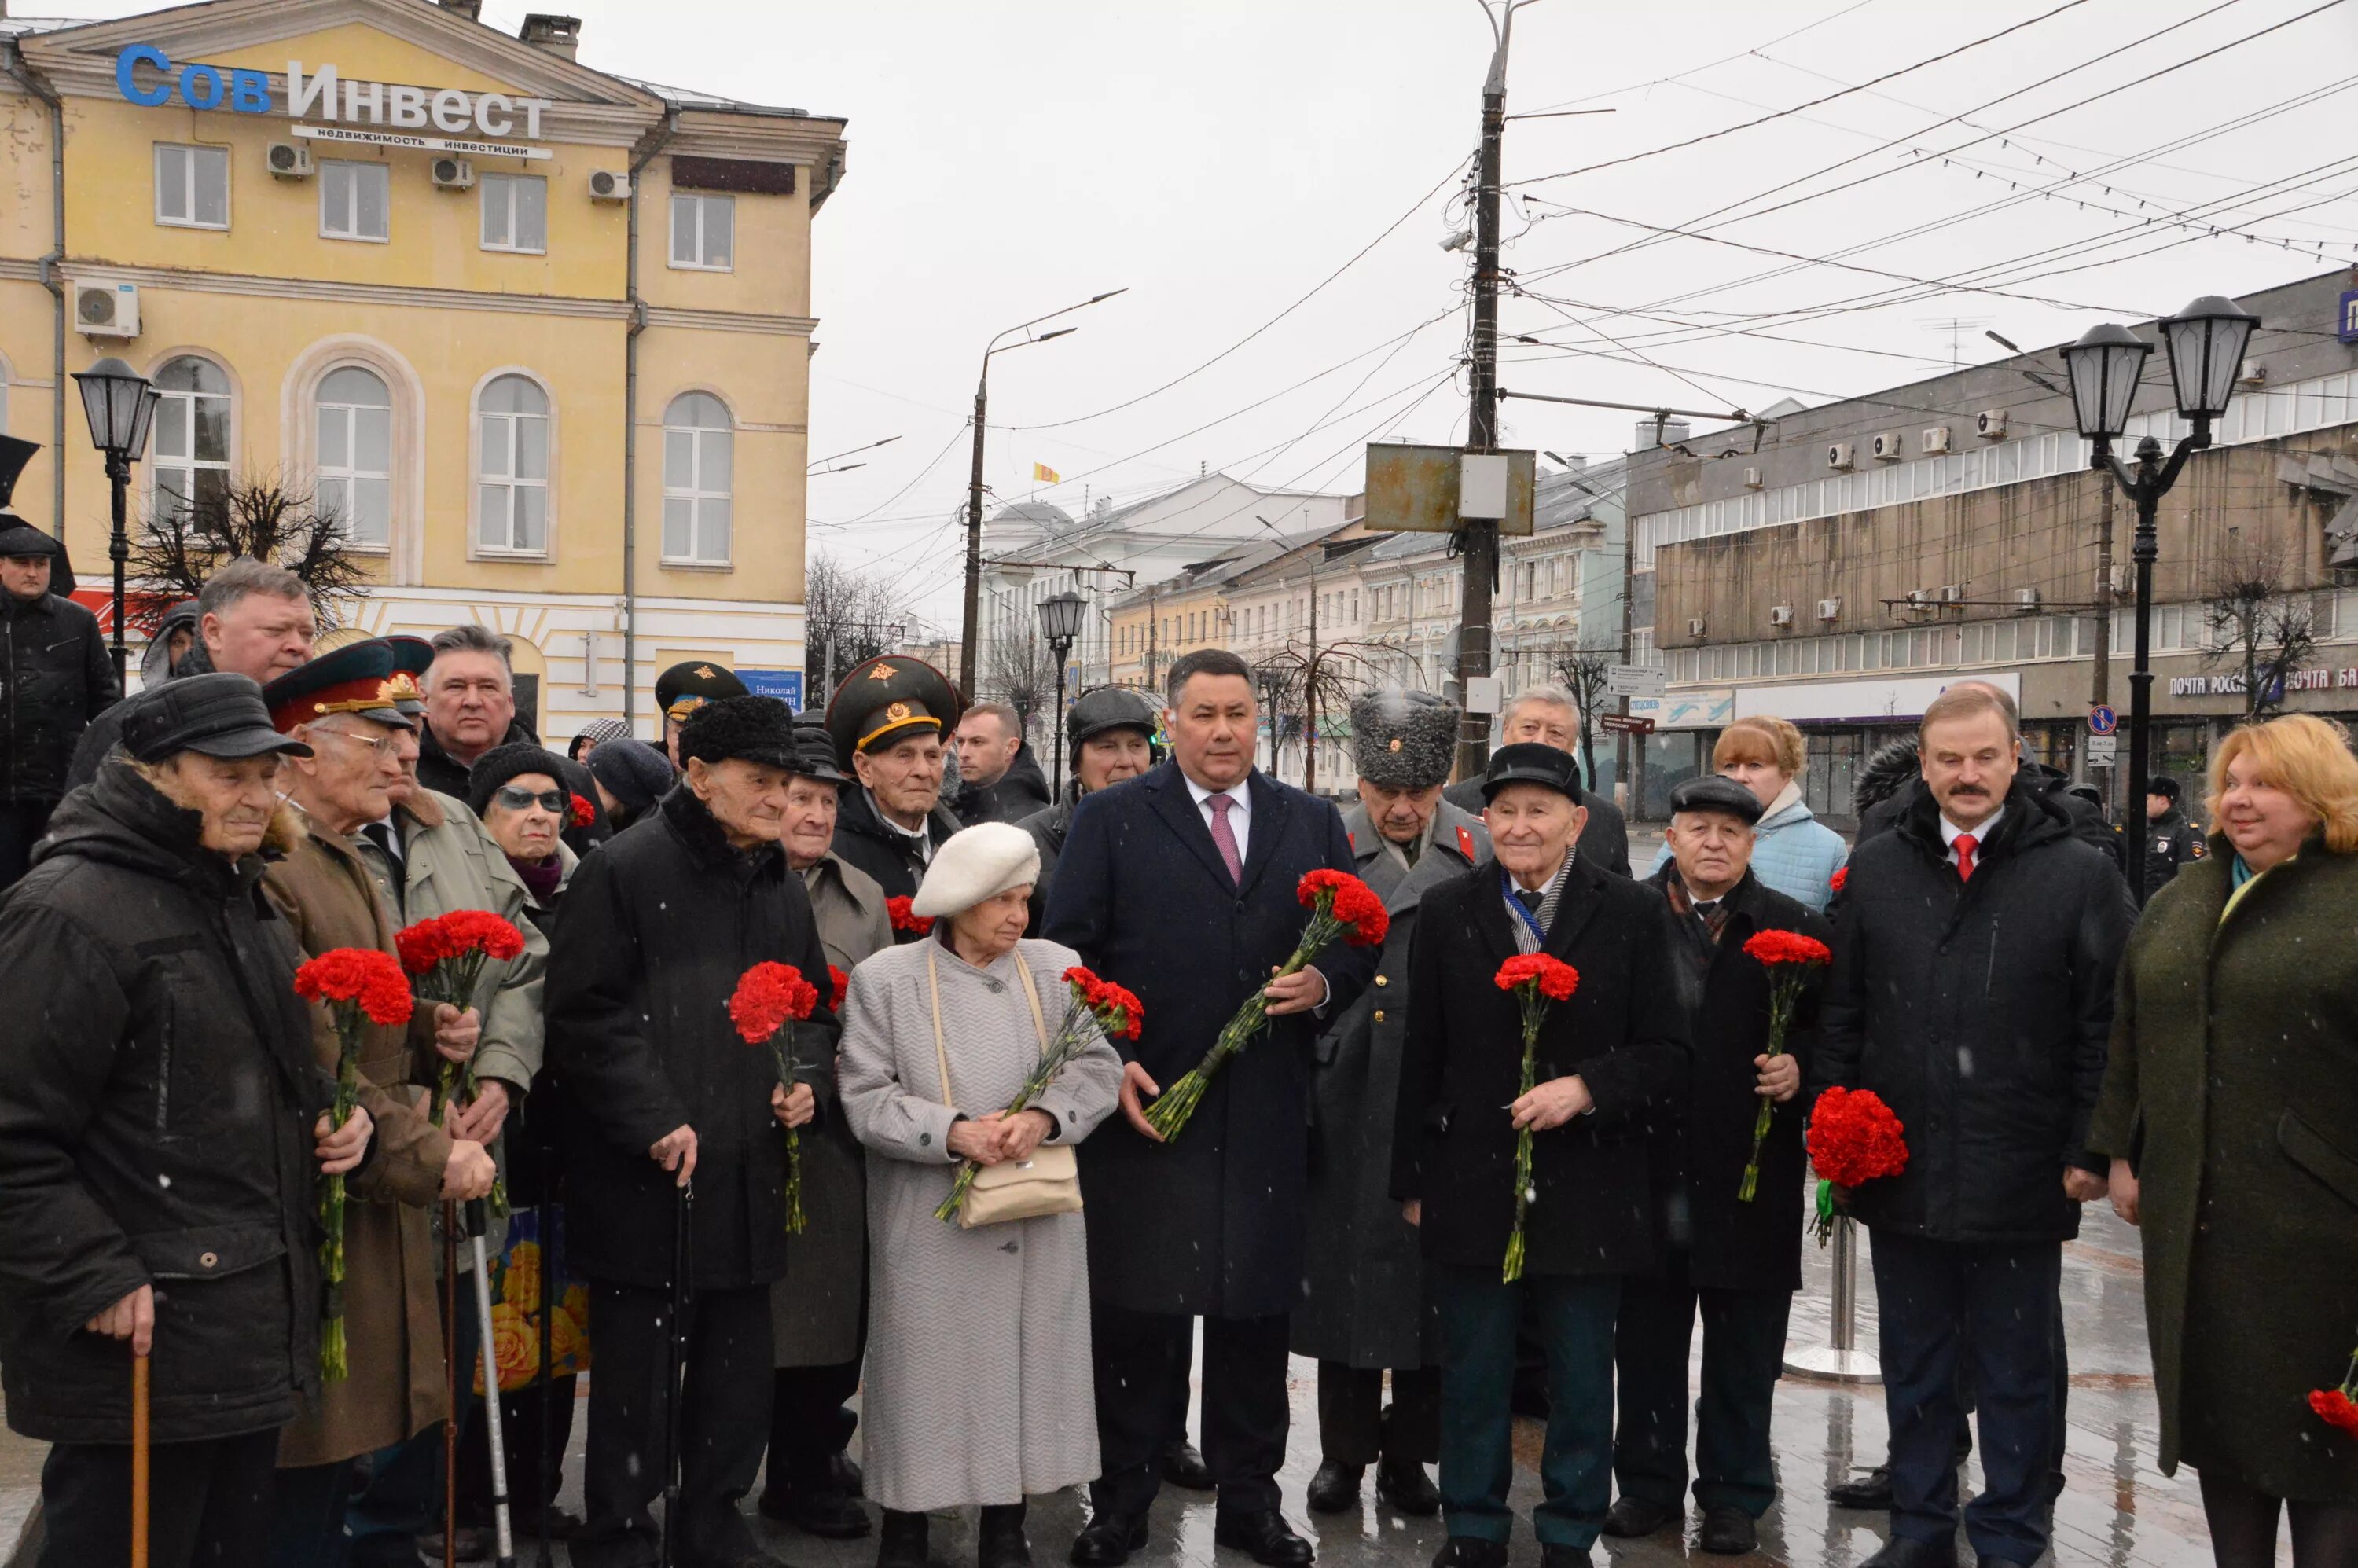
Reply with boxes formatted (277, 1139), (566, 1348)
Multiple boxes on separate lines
(1816, 782), (2134, 1243)
(2, 590), (116, 804)
(954, 741), (1052, 827)
(413, 716), (542, 802)
(2139, 806), (2206, 902)
(1860, 763), (2121, 870)
(831, 782), (959, 905)
(1640, 866), (1829, 1292)
(1392, 854), (1688, 1276)
(0, 763), (327, 1443)
(546, 788), (839, 1291)
(1044, 762), (1375, 1319)
(1444, 768), (1631, 877)
(1015, 797), (1071, 936)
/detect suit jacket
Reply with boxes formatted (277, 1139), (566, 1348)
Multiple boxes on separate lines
(1043, 761), (1375, 1319)
(1392, 853), (1688, 1276)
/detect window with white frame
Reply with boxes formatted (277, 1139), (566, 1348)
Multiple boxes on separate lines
(321, 161), (390, 242)
(150, 357), (232, 529)
(662, 391), (733, 564)
(479, 174), (548, 254)
(154, 144), (229, 230)
(669, 193), (734, 270)
(477, 375), (550, 554)
(314, 366), (391, 548)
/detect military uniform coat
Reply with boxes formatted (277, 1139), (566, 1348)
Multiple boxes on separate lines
(832, 784), (959, 905)
(1293, 799), (1487, 1371)
(2088, 840), (2358, 1500)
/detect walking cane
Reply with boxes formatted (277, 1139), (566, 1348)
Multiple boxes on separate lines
(445, 1206), (460, 1568)
(659, 1180), (695, 1568)
(465, 1197), (520, 1568)
(534, 1135), (556, 1568)
(130, 1349), (150, 1568)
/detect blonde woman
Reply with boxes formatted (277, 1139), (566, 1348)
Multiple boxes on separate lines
(1652, 717), (1846, 909)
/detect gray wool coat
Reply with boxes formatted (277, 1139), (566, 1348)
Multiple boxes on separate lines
(839, 935), (1123, 1512)
(1293, 799), (1489, 1371)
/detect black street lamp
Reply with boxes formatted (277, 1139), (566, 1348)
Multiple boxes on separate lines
(2062, 294), (2256, 902)
(1038, 587), (1088, 792)
(71, 356), (161, 683)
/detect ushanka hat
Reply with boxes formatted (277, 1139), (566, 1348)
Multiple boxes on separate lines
(910, 821), (1041, 920)
(1351, 689), (1458, 791)
(825, 654), (964, 766)
(677, 694), (798, 771)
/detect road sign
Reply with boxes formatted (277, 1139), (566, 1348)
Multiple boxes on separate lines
(2087, 734), (2118, 766)
(1607, 664), (1668, 698)
(2088, 704), (2118, 735)
(739, 669), (804, 707)
(1600, 713), (1655, 735)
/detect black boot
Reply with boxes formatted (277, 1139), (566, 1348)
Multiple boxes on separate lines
(979, 1503), (1033, 1568)
(1374, 1452), (1439, 1517)
(1306, 1460), (1363, 1514)
(879, 1508), (930, 1568)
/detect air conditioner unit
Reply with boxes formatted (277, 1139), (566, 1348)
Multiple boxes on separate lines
(1975, 409), (2009, 439)
(1742, 466), (1765, 489)
(1936, 585), (1966, 604)
(266, 141), (314, 179)
(1687, 618), (1707, 638)
(1826, 442), (1856, 471)
(1816, 597), (1842, 621)
(2015, 587), (2043, 611)
(431, 157), (475, 190)
(2109, 564), (2132, 594)
(1870, 431), (1904, 461)
(1904, 589), (1932, 611)
(73, 281), (139, 340)
(2237, 358), (2268, 387)
(1921, 424), (1952, 454)
(1768, 604), (1795, 628)
(588, 169), (631, 203)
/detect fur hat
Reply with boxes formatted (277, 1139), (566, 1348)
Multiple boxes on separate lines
(1853, 737), (1922, 818)
(678, 695), (798, 771)
(1351, 689), (1458, 791)
(910, 821), (1042, 920)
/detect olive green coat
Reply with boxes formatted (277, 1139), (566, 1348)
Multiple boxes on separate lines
(2088, 839), (2358, 1502)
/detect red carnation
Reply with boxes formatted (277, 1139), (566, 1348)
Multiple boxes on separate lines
(394, 919), (456, 976)
(1298, 868), (1389, 946)
(1742, 929), (1833, 969)
(1829, 866), (1848, 894)
(439, 909), (526, 963)
(828, 965), (850, 1012)
(729, 961), (820, 1045)
(2312, 1387), (2358, 1436)
(294, 947), (415, 1027)
(887, 896), (935, 936)
(569, 792), (597, 828)
(1806, 1086), (1910, 1190)
(1495, 951), (1580, 1002)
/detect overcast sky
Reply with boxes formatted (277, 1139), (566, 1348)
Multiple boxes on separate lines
(39, 0), (2358, 629)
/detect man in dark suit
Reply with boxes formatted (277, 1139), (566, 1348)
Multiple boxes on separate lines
(1045, 648), (1376, 1568)
(1394, 743), (1687, 1568)
(1440, 685), (1629, 877)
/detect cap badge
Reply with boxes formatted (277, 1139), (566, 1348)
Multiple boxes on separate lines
(886, 701), (911, 722)
(1388, 737), (1403, 752)
(867, 663), (894, 682)
(694, 664), (717, 679)
(380, 674), (421, 703)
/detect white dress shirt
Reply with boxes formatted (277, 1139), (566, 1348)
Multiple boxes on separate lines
(1939, 805), (2004, 868)
(1184, 771), (1251, 865)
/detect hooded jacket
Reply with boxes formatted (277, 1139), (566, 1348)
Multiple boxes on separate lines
(2, 584), (116, 804)
(953, 739), (1052, 828)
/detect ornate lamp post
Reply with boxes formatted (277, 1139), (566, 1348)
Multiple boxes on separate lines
(2062, 296), (2256, 902)
(70, 357), (161, 684)
(1037, 587), (1088, 791)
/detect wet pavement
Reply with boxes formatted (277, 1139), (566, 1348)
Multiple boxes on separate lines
(0, 1203), (2229, 1567)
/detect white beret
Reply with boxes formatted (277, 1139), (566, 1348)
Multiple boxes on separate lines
(910, 821), (1042, 920)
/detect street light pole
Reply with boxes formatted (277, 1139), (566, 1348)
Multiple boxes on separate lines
(1037, 588), (1088, 799)
(70, 357), (160, 685)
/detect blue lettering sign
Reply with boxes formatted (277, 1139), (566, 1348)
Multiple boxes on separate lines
(2341, 290), (2358, 347)
(178, 62), (225, 111)
(738, 670), (805, 707)
(229, 68), (272, 114)
(115, 43), (172, 107)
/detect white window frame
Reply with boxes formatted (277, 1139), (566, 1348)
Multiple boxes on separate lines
(153, 143), (230, 231)
(320, 160), (391, 244)
(479, 173), (548, 255)
(474, 373), (552, 557)
(148, 355), (234, 531)
(661, 391), (733, 566)
(667, 192), (734, 271)
(314, 365), (393, 551)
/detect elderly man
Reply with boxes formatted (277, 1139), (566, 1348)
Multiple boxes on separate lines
(953, 700), (1052, 826)
(1016, 686), (1159, 934)
(1442, 686), (1629, 877)
(256, 640), (499, 1565)
(760, 718), (893, 1540)
(1395, 742), (1686, 1568)
(1298, 691), (1486, 1520)
(413, 623), (539, 799)
(1047, 648), (1375, 1568)
(549, 695), (836, 1568)
(1819, 684), (2133, 1568)
(0, 436), (114, 890)
(826, 655), (963, 902)
(68, 557), (317, 791)
(0, 674), (372, 1568)
(1607, 777), (1830, 1556)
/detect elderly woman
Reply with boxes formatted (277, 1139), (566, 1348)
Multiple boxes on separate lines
(470, 743), (581, 926)
(1651, 716), (1845, 909)
(840, 822), (1125, 1568)
(2089, 714), (2358, 1566)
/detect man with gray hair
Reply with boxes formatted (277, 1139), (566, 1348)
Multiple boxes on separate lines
(415, 622), (540, 799)
(1442, 685), (1629, 877)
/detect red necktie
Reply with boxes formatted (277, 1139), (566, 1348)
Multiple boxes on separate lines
(1954, 832), (1979, 883)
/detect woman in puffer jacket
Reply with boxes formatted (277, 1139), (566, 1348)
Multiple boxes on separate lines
(1651, 716), (1847, 910)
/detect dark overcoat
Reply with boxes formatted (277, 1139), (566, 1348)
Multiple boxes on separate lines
(547, 787), (839, 1291)
(2088, 839), (2358, 1500)
(1443, 771), (1630, 877)
(1640, 865), (1829, 1293)
(1293, 799), (1489, 1370)
(832, 784), (958, 905)
(1816, 781), (2133, 1243)
(1391, 854), (1688, 1276)
(1043, 761), (1374, 1319)
(1, 589), (115, 804)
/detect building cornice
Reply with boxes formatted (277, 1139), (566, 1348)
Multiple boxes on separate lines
(641, 304), (816, 337)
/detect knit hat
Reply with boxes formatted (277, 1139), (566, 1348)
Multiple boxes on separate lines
(467, 741), (572, 818)
(910, 822), (1041, 920)
(569, 716), (630, 760)
(585, 736), (674, 819)
(1351, 689), (1458, 791)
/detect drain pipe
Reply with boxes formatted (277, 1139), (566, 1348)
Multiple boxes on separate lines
(2, 39), (65, 538)
(620, 108), (678, 728)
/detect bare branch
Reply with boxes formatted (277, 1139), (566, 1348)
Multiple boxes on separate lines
(124, 469), (369, 632)
(2202, 542), (2319, 718)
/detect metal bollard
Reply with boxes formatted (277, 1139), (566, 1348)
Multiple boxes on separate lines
(1783, 1214), (1882, 1383)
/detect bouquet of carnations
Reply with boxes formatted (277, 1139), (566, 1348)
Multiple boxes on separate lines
(567, 792), (597, 830)
(729, 961), (824, 1232)
(936, 965), (1144, 1224)
(2311, 1350), (2358, 1436)
(396, 910), (527, 1214)
(1735, 928), (1832, 1203)
(1805, 1085), (1908, 1244)
(292, 946), (414, 1380)
(1144, 869), (1388, 1141)
(887, 897), (935, 937)
(1494, 953), (1580, 1283)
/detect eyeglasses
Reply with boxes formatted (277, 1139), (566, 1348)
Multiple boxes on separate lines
(495, 785), (568, 813)
(310, 726), (404, 762)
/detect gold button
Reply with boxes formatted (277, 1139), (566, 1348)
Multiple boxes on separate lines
(1373, 1010), (1386, 1023)
(1375, 975), (1389, 988)
(199, 1251), (219, 1269)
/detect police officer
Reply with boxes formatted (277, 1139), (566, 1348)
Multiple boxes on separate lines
(2141, 774), (2204, 901)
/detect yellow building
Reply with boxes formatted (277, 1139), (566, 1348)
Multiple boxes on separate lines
(0, 0), (846, 733)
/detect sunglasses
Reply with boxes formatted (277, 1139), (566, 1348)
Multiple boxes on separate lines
(495, 785), (569, 813)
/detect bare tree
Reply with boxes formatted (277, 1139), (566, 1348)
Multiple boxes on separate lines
(2202, 543), (2319, 718)
(126, 471), (369, 632)
(1539, 639), (1618, 791)
(805, 553), (912, 694)
(982, 627), (1055, 744)
(1253, 641), (1393, 790)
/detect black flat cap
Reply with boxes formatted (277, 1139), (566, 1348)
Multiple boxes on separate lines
(789, 719), (850, 786)
(585, 737), (674, 817)
(121, 672), (314, 764)
(1668, 775), (1764, 824)
(1482, 741), (1582, 803)
(678, 694), (798, 771)
(1067, 685), (1159, 753)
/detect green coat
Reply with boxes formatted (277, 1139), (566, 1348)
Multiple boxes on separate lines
(2088, 839), (2358, 1502)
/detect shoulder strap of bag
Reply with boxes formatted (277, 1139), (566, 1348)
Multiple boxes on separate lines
(1012, 949), (1051, 1059)
(926, 942), (953, 1111)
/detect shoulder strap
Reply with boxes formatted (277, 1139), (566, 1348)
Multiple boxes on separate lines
(926, 942), (953, 1110)
(1012, 949), (1051, 1059)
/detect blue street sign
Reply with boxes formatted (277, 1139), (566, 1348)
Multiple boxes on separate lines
(739, 669), (804, 708)
(2341, 290), (2358, 346)
(2088, 704), (2119, 735)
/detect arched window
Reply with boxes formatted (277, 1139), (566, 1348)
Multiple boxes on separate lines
(477, 374), (550, 554)
(314, 366), (391, 548)
(662, 391), (732, 564)
(150, 356), (232, 528)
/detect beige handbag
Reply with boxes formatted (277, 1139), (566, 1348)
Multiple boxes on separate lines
(927, 944), (1083, 1228)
